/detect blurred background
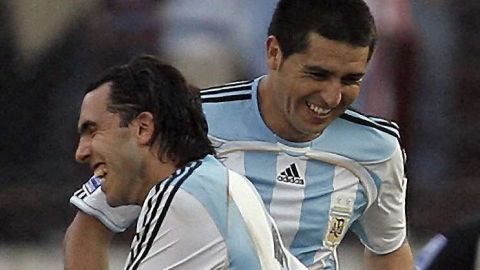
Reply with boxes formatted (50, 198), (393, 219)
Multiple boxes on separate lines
(0, 0), (479, 268)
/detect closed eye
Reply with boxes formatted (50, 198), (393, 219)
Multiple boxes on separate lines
(341, 75), (364, 86)
(304, 68), (332, 81)
(78, 120), (98, 137)
(308, 72), (329, 81)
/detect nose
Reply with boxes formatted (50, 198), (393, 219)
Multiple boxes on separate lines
(321, 80), (342, 108)
(75, 136), (91, 163)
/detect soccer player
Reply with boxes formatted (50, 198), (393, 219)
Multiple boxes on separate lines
(65, 0), (414, 269)
(68, 55), (306, 270)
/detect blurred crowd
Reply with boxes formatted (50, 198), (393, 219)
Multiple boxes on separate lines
(0, 0), (479, 244)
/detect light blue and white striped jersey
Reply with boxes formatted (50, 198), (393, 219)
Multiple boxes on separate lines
(124, 155), (306, 270)
(70, 76), (408, 270)
(200, 77), (408, 270)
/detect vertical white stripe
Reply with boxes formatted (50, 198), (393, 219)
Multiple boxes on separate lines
(313, 166), (359, 267)
(330, 166), (359, 216)
(269, 153), (307, 248)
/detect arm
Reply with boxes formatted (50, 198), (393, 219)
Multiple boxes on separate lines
(352, 140), (412, 269)
(64, 176), (141, 269)
(363, 242), (413, 270)
(64, 211), (114, 270)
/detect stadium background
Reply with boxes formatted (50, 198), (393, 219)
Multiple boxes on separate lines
(0, 0), (478, 267)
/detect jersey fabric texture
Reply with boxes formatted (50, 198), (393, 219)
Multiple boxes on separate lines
(70, 76), (408, 270)
(200, 77), (408, 269)
(73, 155), (306, 270)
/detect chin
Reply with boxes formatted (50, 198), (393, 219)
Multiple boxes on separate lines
(312, 119), (332, 133)
(106, 196), (123, 207)
(303, 122), (327, 134)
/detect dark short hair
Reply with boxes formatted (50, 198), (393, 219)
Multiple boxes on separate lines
(268, 0), (377, 60)
(85, 55), (214, 167)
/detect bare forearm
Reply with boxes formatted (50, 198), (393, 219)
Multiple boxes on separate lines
(64, 211), (114, 270)
(363, 243), (414, 270)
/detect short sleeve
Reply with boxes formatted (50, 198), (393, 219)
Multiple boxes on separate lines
(351, 143), (408, 254)
(69, 175), (141, 233)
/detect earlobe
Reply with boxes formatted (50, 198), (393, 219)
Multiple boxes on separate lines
(266, 35), (282, 70)
(135, 112), (155, 145)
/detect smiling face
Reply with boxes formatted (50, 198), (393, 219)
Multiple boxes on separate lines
(260, 33), (370, 142)
(75, 83), (147, 207)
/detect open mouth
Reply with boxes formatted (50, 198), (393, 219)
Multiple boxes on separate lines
(93, 164), (107, 182)
(306, 101), (332, 116)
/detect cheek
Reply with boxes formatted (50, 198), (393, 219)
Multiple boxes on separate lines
(116, 141), (145, 177)
(91, 134), (116, 152)
(341, 87), (361, 105)
(89, 139), (106, 159)
(107, 132), (135, 157)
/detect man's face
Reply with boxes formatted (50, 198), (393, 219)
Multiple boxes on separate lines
(75, 83), (145, 207)
(264, 33), (370, 142)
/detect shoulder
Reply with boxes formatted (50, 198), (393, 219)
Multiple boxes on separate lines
(200, 79), (254, 104)
(138, 156), (230, 242)
(200, 80), (254, 129)
(315, 108), (403, 163)
(200, 79), (273, 141)
(179, 155), (228, 196)
(174, 156), (231, 232)
(132, 182), (228, 270)
(151, 156), (228, 211)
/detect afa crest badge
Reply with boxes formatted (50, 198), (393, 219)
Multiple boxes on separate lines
(325, 206), (351, 247)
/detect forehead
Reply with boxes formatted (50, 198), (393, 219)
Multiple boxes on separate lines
(78, 83), (113, 126)
(296, 33), (370, 74)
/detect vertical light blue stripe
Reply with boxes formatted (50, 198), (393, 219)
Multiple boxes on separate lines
(351, 186), (368, 223)
(349, 185), (369, 247)
(244, 151), (277, 211)
(350, 169), (383, 246)
(226, 198), (263, 270)
(290, 162), (335, 265)
(367, 169), (383, 191)
(179, 157), (228, 235)
(180, 155), (262, 269)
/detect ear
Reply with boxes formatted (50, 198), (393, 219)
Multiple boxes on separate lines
(266, 35), (283, 71)
(133, 112), (155, 145)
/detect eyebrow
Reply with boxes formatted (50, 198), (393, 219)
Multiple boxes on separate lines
(78, 120), (97, 135)
(303, 65), (333, 76)
(303, 65), (365, 78)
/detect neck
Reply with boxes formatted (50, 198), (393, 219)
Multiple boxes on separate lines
(134, 157), (178, 205)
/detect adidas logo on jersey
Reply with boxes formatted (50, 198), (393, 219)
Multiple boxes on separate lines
(277, 163), (304, 185)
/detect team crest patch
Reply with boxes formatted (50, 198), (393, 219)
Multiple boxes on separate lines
(83, 175), (102, 195)
(325, 210), (351, 247)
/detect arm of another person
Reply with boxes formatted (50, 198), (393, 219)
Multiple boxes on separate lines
(64, 211), (114, 270)
(364, 242), (414, 270)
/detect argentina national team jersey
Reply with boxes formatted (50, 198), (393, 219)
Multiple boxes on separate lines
(124, 155), (306, 270)
(201, 77), (408, 270)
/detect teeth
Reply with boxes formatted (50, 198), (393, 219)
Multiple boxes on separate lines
(94, 167), (107, 178)
(307, 102), (331, 115)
